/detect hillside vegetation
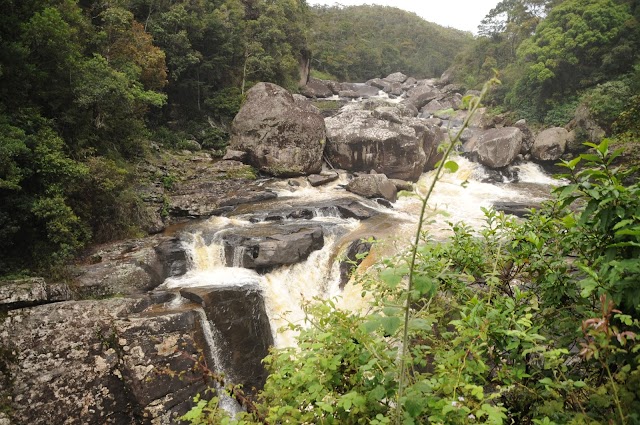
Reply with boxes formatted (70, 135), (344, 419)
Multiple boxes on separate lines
(308, 5), (473, 81)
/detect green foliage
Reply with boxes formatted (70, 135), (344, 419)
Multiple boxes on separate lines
(308, 5), (473, 82)
(580, 80), (633, 130)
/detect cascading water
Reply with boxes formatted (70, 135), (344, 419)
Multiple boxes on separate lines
(161, 156), (562, 351)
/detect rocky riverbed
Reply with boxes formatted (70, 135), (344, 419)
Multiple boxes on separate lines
(0, 71), (586, 424)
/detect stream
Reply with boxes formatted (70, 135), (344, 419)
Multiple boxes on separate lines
(158, 157), (561, 350)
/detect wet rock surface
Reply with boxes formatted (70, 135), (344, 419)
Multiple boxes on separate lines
(221, 224), (325, 269)
(180, 285), (273, 392)
(464, 127), (523, 169)
(346, 174), (398, 203)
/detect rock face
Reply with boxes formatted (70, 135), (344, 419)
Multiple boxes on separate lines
(464, 127), (523, 169)
(531, 127), (569, 161)
(71, 236), (186, 299)
(299, 78), (333, 98)
(180, 285), (273, 392)
(325, 109), (428, 181)
(346, 174), (398, 202)
(567, 105), (606, 152)
(221, 224), (324, 269)
(307, 171), (339, 187)
(0, 278), (71, 310)
(339, 238), (375, 288)
(0, 298), (214, 425)
(229, 82), (326, 176)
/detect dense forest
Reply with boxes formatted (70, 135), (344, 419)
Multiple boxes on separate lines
(307, 5), (473, 81)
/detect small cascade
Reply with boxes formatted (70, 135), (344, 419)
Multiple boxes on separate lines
(194, 307), (244, 416)
(231, 246), (246, 268)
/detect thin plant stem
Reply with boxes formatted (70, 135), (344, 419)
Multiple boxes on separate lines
(395, 78), (498, 424)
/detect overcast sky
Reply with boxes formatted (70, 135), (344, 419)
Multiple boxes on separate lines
(307, 0), (502, 34)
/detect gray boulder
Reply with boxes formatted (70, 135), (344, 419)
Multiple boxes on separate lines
(531, 127), (569, 161)
(325, 109), (427, 181)
(464, 127), (523, 169)
(71, 236), (176, 299)
(567, 105), (606, 152)
(367, 78), (392, 92)
(299, 78), (333, 98)
(404, 85), (442, 109)
(0, 277), (71, 310)
(0, 298), (215, 425)
(385, 72), (408, 83)
(346, 174), (398, 202)
(229, 82), (326, 177)
(307, 171), (339, 187)
(221, 224), (324, 269)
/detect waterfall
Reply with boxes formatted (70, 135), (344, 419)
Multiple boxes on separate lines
(160, 155), (559, 359)
(194, 307), (244, 416)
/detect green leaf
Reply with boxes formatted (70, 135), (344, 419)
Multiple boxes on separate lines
(379, 267), (405, 289)
(444, 160), (459, 173)
(380, 316), (402, 335)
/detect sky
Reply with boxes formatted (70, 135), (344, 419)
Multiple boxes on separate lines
(307, 0), (502, 34)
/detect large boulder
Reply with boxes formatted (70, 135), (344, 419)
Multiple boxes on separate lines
(346, 174), (398, 203)
(384, 72), (408, 84)
(229, 82), (326, 177)
(0, 298), (214, 425)
(325, 109), (427, 181)
(464, 127), (523, 169)
(180, 285), (273, 392)
(299, 78), (333, 98)
(566, 105), (606, 152)
(514, 119), (534, 154)
(71, 236), (177, 299)
(220, 224), (324, 269)
(403, 85), (442, 109)
(531, 127), (569, 161)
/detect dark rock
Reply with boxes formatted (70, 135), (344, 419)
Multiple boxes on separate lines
(229, 82), (326, 177)
(155, 238), (188, 277)
(464, 127), (523, 169)
(339, 238), (375, 289)
(492, 201), (541, 218)
(335, 201), (379, 220)
(375, 198), (394, 208)
(221, 224), (324, 269)
(179, 285), (273, 392)
(346, 174), (397, 203)
(0, 278), (72, 310)
(299, 78), (333, 98)
(566, 105), (606, 152)
(307, 172), (339, 187)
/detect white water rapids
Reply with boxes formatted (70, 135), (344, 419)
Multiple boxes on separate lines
(160, 156), (562, 348)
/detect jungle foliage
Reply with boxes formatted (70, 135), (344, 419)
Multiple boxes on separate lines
(450, 0), (640, 132)
(307, 5), (473, 82)
(0, 0), (310, 274)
